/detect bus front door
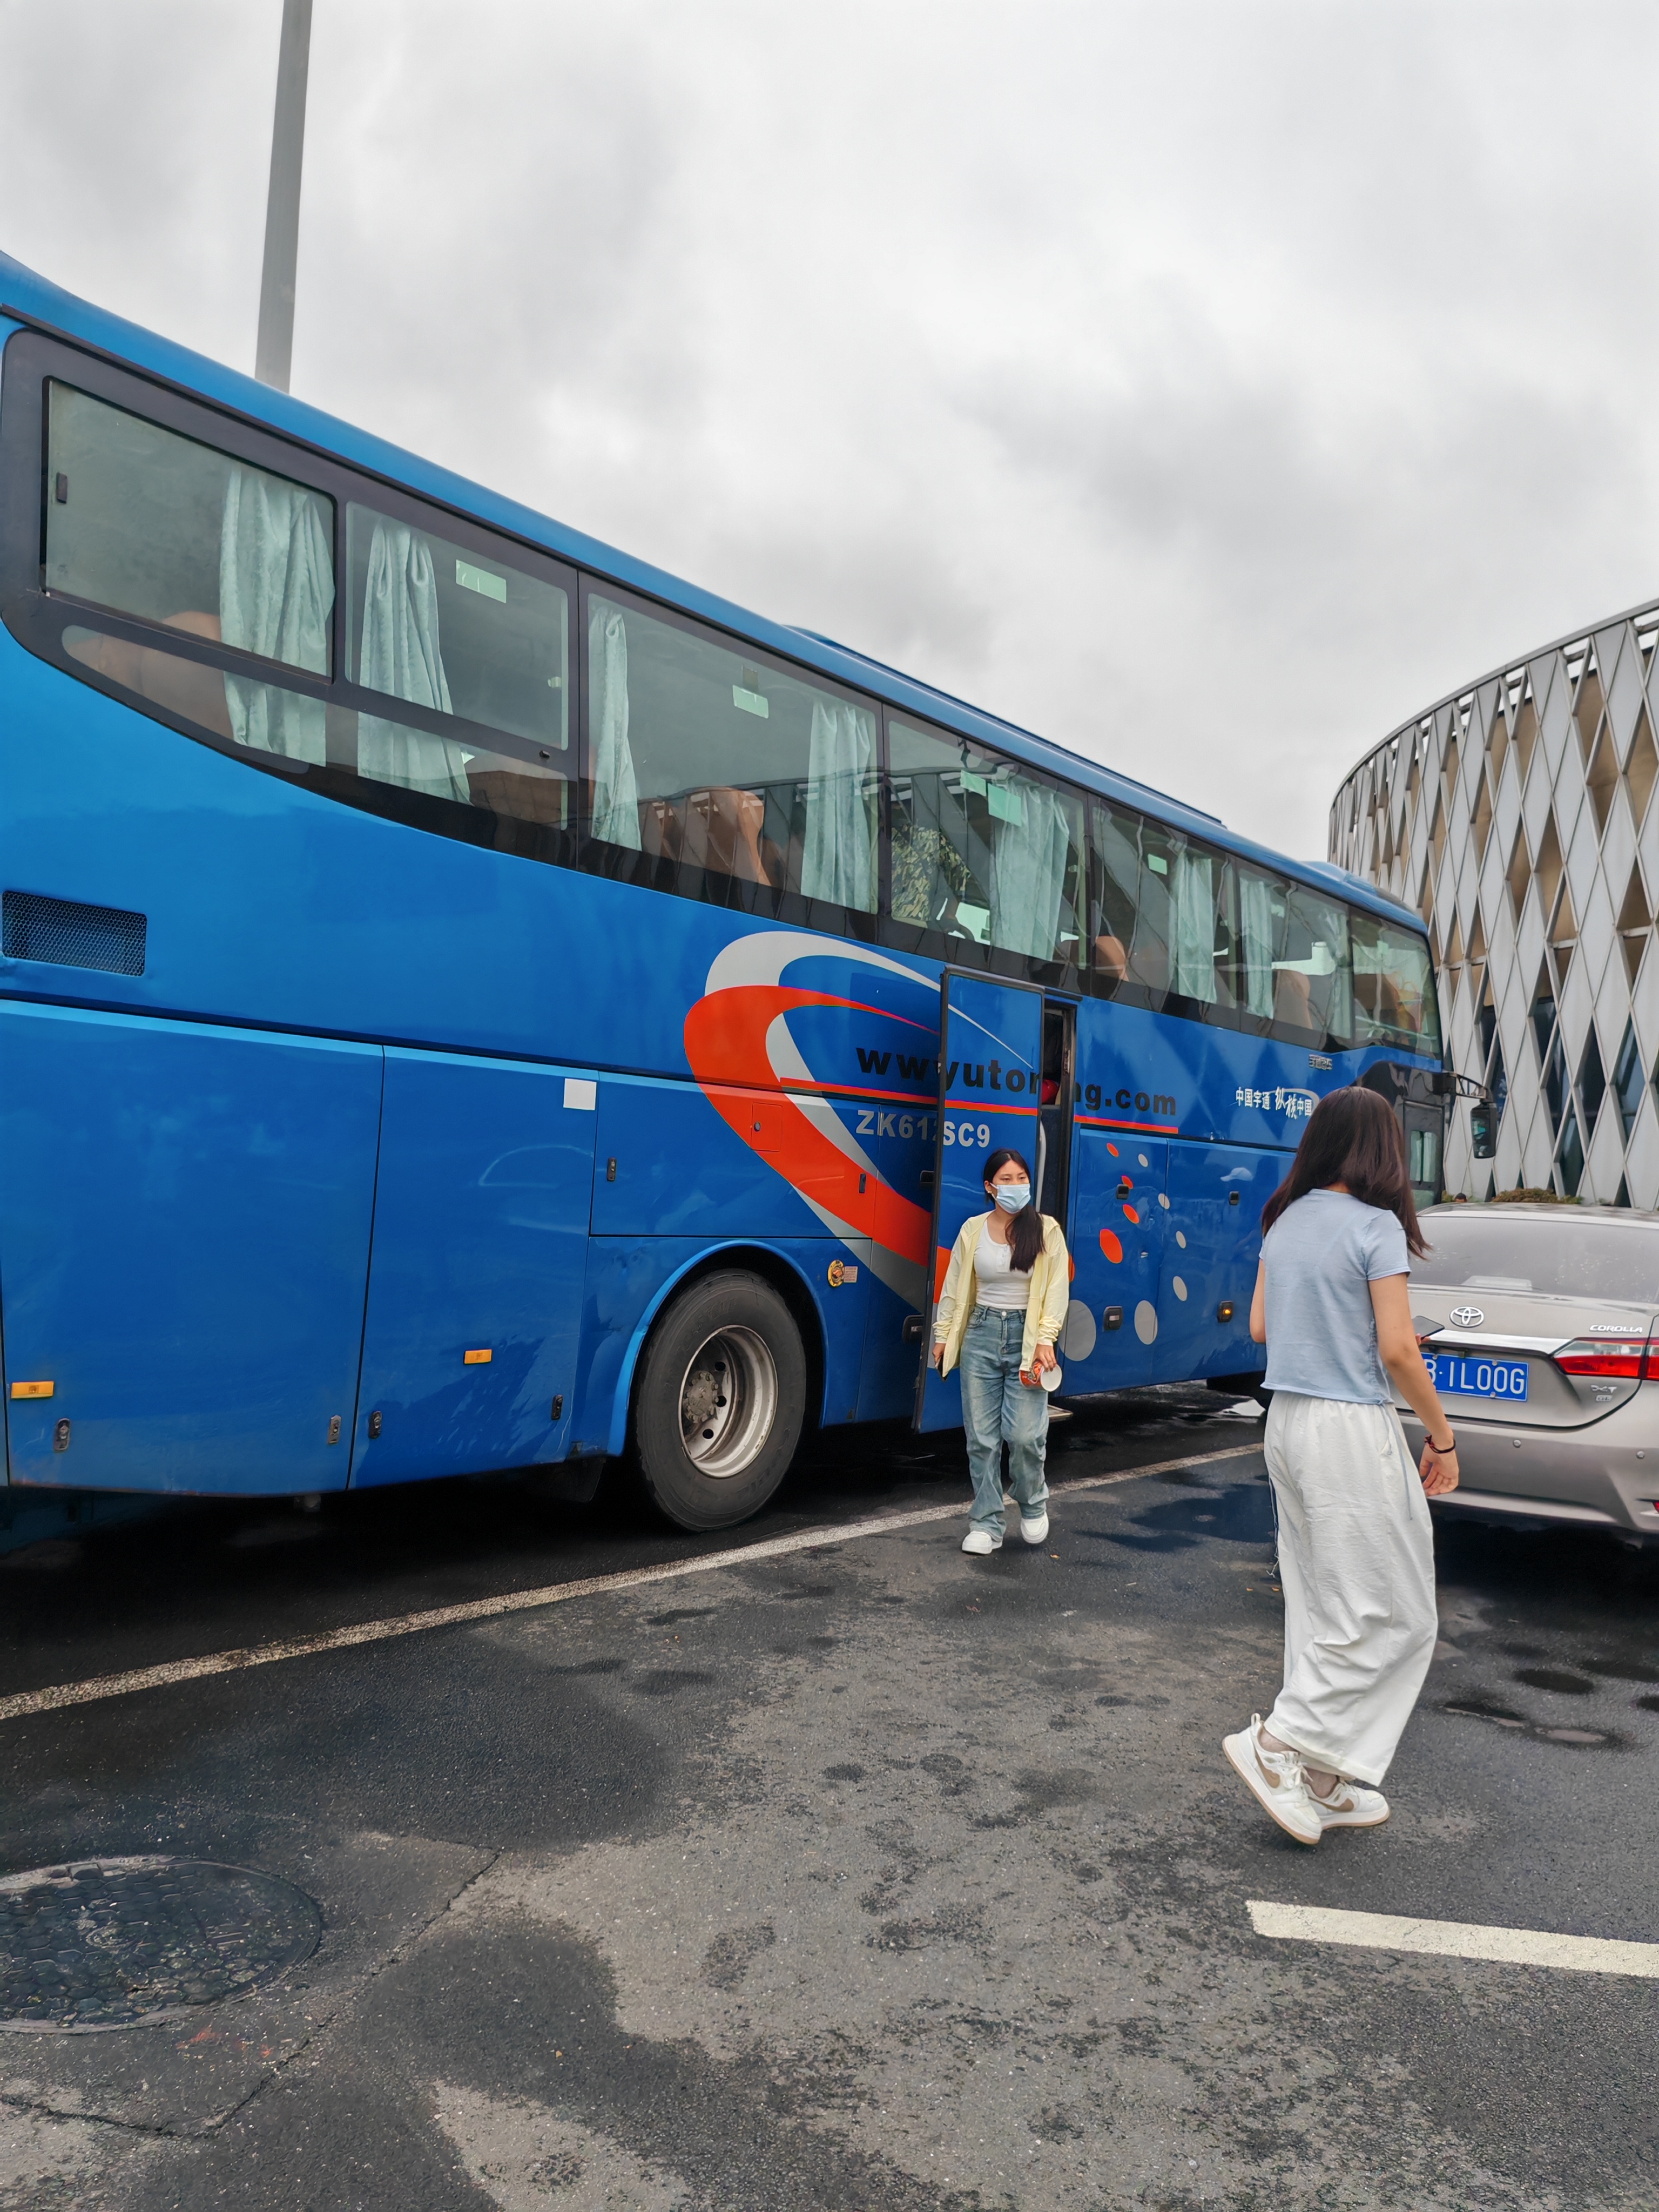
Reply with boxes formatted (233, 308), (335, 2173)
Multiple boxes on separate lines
(1405, 1102), (1444, 1213)
(350, 1050), (598, 1486)
(914, 972), (1044, 1433)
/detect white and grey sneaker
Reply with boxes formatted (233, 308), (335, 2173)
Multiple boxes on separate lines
(962, 1529), (1003, 1556)
(1019, 1512), (1050, 1546)
(1313, 1777), (1390, 1830)
(1222, 1715), (1321, 1846)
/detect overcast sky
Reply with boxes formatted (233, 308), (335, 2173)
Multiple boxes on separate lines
(3, 2), (1655, 863)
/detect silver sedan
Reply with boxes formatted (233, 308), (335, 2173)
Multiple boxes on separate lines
(1395, 1203), (1659, 1541)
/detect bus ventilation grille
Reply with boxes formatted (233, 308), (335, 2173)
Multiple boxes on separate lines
(2, 891), (146, 976)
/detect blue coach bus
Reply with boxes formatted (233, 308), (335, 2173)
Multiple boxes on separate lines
(0, 251), (1444, 1530)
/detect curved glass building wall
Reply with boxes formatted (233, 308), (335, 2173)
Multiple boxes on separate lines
(1330, 598), (1659, 1204)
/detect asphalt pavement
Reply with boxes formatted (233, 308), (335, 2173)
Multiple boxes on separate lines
(2, 1387), (1656, 2211)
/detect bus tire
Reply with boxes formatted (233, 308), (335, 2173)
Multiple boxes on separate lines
(632, 1269), (807, 1531)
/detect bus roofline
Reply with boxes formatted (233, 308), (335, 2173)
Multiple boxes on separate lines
(601, 1239), (828, 1460)
(0, 250), (1424, 938)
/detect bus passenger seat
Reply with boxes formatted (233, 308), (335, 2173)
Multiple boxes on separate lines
(640, 798), (684, 861)
(66, 618), (235, 741)
(1093, 932), (1129, 981)
(466, 765), (567, 826)
(1274, 969), (1314, 1028)
(685, 786), (777, 886)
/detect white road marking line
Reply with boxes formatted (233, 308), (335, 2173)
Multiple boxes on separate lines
(0, 1442), (1258, 1724)
(1248, 1900), (1659, 1978)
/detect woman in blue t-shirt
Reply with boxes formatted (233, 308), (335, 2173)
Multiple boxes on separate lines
(1222, 1084), (1458, 1847)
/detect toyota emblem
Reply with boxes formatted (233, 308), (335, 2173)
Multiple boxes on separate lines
(1448, 1305), (1484, 1327)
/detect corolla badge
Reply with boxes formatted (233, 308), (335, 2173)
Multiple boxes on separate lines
(1448, 1305), (1485, 1327)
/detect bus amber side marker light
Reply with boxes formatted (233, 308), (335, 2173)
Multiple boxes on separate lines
(1217, 1301), (1236, 1323)
(464, 1348), (493, 1365)
(10, 1381), (52, 1399)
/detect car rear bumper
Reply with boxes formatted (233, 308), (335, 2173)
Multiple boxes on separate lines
(1397, 1404), (1659, 1536)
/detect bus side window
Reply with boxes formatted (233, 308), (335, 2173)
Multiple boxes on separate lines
(1275, 885), (1353, 1046)
(46, 382), (334, 763)
(1234, 864), (1290, 1026)
(1089, 800), (1139, 992)
(886, 717), (1085, 973)
(1351, 911), (1440, 1055)
(582, 591), (879, 921)
(345, 501), (570, 838)
(1141, 824), (1235, 1016)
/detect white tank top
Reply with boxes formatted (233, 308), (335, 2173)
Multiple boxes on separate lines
(973, 1224), (1033, 1310)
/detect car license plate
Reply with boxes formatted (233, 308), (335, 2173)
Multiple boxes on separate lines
(1424, 1352), (1528, 1401)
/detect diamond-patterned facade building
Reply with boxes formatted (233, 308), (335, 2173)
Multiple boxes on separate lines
(1329, 598), (1659, 1204)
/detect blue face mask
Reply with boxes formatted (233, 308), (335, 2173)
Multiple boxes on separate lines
(993, 1183), (1030, 1213)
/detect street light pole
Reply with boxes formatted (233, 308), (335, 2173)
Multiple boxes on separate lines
(254, 0), (314, 391)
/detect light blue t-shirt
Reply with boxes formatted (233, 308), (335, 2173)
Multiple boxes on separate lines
(1261, 1189), (1410, 1404)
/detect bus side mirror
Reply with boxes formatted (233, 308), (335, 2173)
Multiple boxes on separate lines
(1469, 1105), (1496, 1161)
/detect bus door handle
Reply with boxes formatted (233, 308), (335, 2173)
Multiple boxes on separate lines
(902, 1316), (925, 1343)
(1103, 1306), (1123, 1331)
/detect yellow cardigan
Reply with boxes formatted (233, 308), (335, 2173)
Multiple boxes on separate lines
(933, 1212), (1071, 1378)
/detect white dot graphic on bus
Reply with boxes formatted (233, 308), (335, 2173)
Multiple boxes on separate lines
(1175, 1231), (1187, 1249)
(1134, 1301), (1159, 1344)
(1172, 1277), (1188, 1301)
(1060, 1301), (1097, 1360)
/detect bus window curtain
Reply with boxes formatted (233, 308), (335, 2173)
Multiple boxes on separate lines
(800, 699), (875, 909)
(1170, 848), (1218, 1001)
(356, 522), (471, 801)
(1237, 872), (1278, 1017)
(588, 602), (642, 848)
(990, 781), (1072, 960)
(219, 468), (332, 763)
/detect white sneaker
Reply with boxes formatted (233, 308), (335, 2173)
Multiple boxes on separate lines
(1313, 1777), (1390, 1829)
(1019, 1512), (1050, 1545)
(1222, 1715), (1321, 1846)
(961, 1529), (1002, 1555)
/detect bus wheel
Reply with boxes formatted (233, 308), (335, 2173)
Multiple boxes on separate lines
(633, 1270), (807, 1530)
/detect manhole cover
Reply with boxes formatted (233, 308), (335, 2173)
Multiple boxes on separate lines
(0, 1857), (321, 2032)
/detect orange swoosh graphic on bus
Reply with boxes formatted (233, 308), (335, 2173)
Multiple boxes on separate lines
(684, 980), (933, 1282)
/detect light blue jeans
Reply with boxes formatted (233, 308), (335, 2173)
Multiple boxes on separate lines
(960, 1305), (1050, 1536)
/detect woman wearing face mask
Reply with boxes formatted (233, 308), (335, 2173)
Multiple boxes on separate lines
(931, 1150), (1071, 1556)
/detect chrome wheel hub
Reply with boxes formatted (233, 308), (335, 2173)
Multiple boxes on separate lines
(679, 1326), (778, 1479)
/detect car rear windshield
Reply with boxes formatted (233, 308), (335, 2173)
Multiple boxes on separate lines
(1412, 1214), (1659, 1305)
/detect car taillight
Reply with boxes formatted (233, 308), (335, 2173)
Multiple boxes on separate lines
(1555, 1336), (1653, 1379)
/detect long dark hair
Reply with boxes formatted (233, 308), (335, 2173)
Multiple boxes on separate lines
(983, 1147), (1045, 1272)
(1259, 1085), (1428, 1256)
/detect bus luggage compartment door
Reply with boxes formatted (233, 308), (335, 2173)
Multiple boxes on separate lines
(914, 972), (1044, 1433)
(0, 1002), (381, 1495)
(1152, 1142), (1275, 1383)
(1065, 1129), (1169, 1389)
(350, 1050), (597, 1486)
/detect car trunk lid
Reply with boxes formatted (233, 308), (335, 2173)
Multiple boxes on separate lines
(1403, 1283), (1656, 1427)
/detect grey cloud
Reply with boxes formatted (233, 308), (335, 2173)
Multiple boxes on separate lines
(3, 0), (1658, 860)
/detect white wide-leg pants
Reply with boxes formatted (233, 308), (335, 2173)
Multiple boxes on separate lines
(1263, 1392), (1439, 1788)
